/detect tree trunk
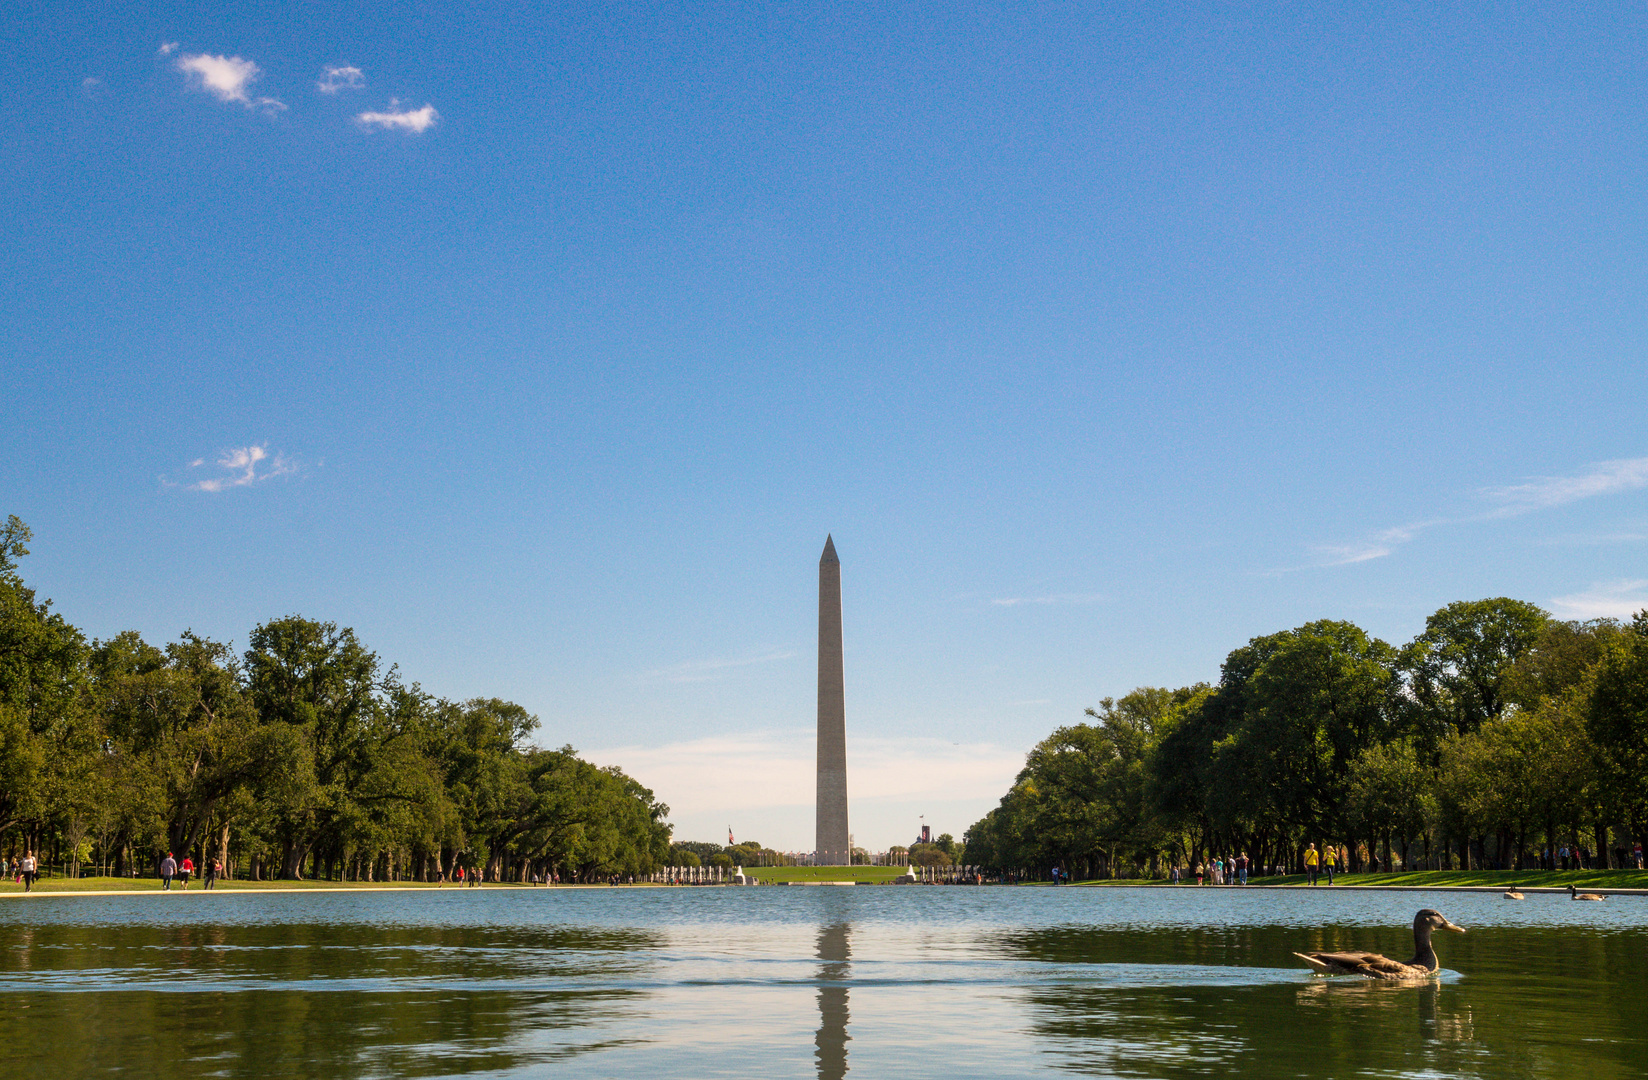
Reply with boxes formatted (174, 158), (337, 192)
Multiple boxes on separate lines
(281, 838), (309, 880)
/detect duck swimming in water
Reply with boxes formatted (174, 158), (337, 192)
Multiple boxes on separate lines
(1504, 885), (1524, 900)
(1568, 884), (1605, 901)
(1294, 909), (1465, 979)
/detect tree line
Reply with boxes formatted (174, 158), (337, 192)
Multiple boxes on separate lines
(965, 597), (1648, 879)
(0, 516), (671, 882)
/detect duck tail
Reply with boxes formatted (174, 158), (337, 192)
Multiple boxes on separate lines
(1294, 952), (1334, 975)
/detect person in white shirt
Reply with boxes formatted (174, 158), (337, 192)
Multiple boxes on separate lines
(21, 851), (37, 892)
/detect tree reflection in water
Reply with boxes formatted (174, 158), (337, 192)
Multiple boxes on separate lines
(814, 922), (851, 1080)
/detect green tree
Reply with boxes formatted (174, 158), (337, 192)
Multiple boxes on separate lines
(0, 518), (95, 842)
(1587, 611), (1648, 859)
(1402, 598), (1549, 740)
(244, 617), (385, 878)
(1344, 740), (1434, 871)
(1216, 621), (1401, 855)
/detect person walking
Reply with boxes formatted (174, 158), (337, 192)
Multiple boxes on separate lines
(160, 852), (177, 890)
(1194, 861), (1204, 886)
(179, 856), (194, 889)
(21, 851), (37, 892)
(1305, 844), (1319, 886)
(1634, 842), (1644, 870)
(1322, 845), (1336, 885)
(204, 858), (218, 890)
(1236, 852), (1249, 886)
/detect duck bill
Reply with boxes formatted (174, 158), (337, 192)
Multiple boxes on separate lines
(1441, 920), (1466, 933)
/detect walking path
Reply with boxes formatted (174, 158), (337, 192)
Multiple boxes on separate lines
(0, 884), (634, 899)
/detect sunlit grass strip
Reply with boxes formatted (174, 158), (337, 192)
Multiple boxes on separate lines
(1070, 869), (1648, 889)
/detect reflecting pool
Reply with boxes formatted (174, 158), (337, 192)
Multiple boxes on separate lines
(2, 886), (1643, 1077)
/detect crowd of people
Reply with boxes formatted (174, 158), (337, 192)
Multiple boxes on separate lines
(155, 852), (227, 889)
(1172, 845), (1352, 886)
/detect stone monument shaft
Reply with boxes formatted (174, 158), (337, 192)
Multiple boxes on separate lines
(815, 535), (849, 866)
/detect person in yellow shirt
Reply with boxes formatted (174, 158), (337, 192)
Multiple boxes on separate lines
(1304, 843), (1319, 886)
(1322, 844), (1337, 884)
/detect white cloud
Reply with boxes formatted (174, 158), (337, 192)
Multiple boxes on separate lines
(1483, 456), (1648, 517)
(1549, 580), (1648, 620)
(176, 52), (257, 102)
(586, 729), (1025, 850)
(158, 42), (179, 56)
(645, 650), (797, 684)
(991, 592), (1104, 607)
(357, 103), (437, 133)
(177, 444), (296, 492)
(175, 52), (285, 113)
(318, 65), (364, 94)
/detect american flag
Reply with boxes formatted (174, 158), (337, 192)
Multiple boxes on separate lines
(728, 828), (735, 846)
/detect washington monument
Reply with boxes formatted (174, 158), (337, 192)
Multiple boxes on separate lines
(815, 535), (849, 865)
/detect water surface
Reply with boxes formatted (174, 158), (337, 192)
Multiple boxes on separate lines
(2, 886), (1642, 1078)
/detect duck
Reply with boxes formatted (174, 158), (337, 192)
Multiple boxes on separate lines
(1503, 885), (1524, 900)
(1568, 884), (1605, 902)
(1294, 909), (1465, 979)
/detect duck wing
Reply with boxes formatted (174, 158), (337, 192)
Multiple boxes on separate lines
(1295, 951), (1423, 978)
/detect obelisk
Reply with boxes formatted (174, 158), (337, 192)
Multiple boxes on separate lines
(815, 535), (849, 866)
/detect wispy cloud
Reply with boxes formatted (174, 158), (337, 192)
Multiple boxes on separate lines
(1483, 457), (1648, 517)
(357, 102), (437, 133)
(1535, 530), (1648, 547)
(175, 52), (284, 113)
(318, 65), (364, 94)
(158, 42), (178, 56)
(1549, 580), (1648, 620)
(1295, 455), (1648, 572)
(172, 445), (297, 493)
(645, 650), (797, 684)
(1301, 524), (1430, 568)
(991, 593), (1104, 607)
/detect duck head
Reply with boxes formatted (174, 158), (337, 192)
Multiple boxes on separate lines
(1416, 909), (1466, 934)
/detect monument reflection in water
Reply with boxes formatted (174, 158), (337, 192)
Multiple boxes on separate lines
(815, 921), (851, 1080)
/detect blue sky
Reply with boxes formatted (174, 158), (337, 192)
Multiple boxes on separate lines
(5, 2), (1647, 852)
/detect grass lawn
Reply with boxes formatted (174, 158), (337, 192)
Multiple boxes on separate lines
(1252, 868), (1648, 889)
(1075, 869), (1648, 889)
(740, 865), (910, 884)
(0, 867), (915, 894)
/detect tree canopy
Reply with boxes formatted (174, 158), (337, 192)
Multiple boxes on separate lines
(0, 519), (670, 882)
(968, 601), (1648, 879)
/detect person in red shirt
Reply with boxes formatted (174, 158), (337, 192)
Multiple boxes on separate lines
(179, 856), (194, 889)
